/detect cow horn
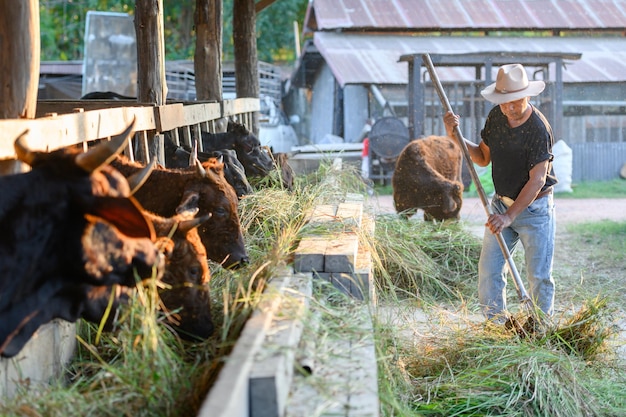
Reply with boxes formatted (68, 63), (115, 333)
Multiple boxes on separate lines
(127, 158), (157, 195)
(177, 213), (212, 233)
(75, 117), (136, 172)
(13, 130), (35, 165)
(188, 138), (199, 167)
(194, 157), (207, 177)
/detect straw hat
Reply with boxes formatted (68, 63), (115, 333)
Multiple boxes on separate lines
(481, 63), (545, 105)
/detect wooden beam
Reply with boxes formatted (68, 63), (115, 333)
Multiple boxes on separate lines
(255, 0), (276, 13)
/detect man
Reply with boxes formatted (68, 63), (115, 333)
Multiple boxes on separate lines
(443, 63), (558, 323)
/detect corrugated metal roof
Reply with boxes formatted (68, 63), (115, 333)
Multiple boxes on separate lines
(312, 32), (626, 86)
(306, 0), (626, 31)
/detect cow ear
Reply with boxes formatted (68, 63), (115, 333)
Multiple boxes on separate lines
(88, 196), (156, 240)
(176, 192), (200, 217)
(156, 237), (175, 257)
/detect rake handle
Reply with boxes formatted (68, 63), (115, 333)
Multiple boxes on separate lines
(421, 53), (531, 305)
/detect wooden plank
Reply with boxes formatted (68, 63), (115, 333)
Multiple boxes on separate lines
(293, 237), (327, 272)
(182, 102), (222, 125)
(197, 272), (292, 417)
(0, 106), (156, 159)
(249, 273), (312, 417)
(284, 306), (379, 417)
(345, 307), (379, 417)
(154, 103), (185, 131)
(305, 204), (337, 224)
(336, 202), (363, 228)
(324, 234), (358, 273)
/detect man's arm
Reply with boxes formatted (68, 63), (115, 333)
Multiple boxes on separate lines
(487, 160), (549, 234)
(443, 111), (490, 166)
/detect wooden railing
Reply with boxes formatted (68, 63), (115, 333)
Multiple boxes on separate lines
(0, 98), (260, 162)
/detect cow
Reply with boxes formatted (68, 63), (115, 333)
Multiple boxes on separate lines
(0, 121), (165, 358)
(143, 210), (215, 339)
(111, 155), (249, 269)
(392, 135), (464, 221)
(272, 152), (295, 192)
(199, 121), (275, 178)
(81, 206), (215, 341)
(164, 133), (254, 198)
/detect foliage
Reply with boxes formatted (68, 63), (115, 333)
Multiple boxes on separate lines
(39, 0), (309, 62)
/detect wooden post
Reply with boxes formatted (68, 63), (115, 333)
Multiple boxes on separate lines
(195, 0), (223, 102)
(134, 0), (167, 164)
(0, 0), (39, 174)
(233, 0), (260, 134)
(0, 0), (39, 120)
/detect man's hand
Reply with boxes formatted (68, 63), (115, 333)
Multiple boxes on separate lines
(486, 212), (513, 234)
(443, 111), (459, 138)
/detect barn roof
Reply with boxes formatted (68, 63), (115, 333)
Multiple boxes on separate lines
(292, 32), (626, 87)
(304, 0), (626, 32)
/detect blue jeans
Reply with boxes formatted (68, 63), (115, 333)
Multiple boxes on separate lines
(478, 193), (556, 320)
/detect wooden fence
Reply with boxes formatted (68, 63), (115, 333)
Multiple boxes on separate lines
(0, 97), (259, 399)
(0, 98), (259, 162)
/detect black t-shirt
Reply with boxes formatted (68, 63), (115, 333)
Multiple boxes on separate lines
(480, 105), (558, 199)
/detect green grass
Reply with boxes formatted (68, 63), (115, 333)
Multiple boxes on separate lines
(557, 179), (626, 198)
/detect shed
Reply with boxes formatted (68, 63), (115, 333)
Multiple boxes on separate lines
(288, 0), (626, 181)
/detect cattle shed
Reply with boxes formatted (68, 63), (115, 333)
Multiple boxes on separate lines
(399, 51), (580, 141)
(287, 0), (626, 182)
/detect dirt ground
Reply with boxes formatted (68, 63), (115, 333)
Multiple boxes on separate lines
(368, 195), (626, 227)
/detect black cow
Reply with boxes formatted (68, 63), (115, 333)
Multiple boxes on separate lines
(199, 121), (274, 178)
(0, 121), (165, 358)
(164, 133), (253, 198)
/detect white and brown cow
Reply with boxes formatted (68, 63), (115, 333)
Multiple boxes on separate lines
(392, 135), (464, 221)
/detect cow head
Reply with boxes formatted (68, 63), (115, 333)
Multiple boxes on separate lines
(149, 211), (214, 340)
(182, 157), (249, 269)
(205, 149), (253, 198)
(423, 181), (464, 221)
(0, 121), (165, 358)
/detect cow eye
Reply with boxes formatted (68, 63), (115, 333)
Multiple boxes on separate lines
(213, 207), (227, 217)
(189, 265), (201, 280)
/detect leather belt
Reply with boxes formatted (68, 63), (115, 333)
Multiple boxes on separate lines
(496, 187), (553, 208)
(534, 187), (553, 201)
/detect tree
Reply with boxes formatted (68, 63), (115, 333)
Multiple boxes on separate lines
(39, 0), (308, 63)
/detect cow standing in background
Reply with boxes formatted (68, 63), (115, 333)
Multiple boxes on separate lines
(392, 135), (464, 221)
(111, 155), (249, 269)
(0, 122), (165, 358)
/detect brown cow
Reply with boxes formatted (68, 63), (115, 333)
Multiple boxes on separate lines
(392, 135), (463, 221)
(111, 156), (248, 268)
(83, 209), (215, 341)
(272, 152), (295, 192)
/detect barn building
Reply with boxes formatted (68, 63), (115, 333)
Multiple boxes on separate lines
(287, 0), (626, 182)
